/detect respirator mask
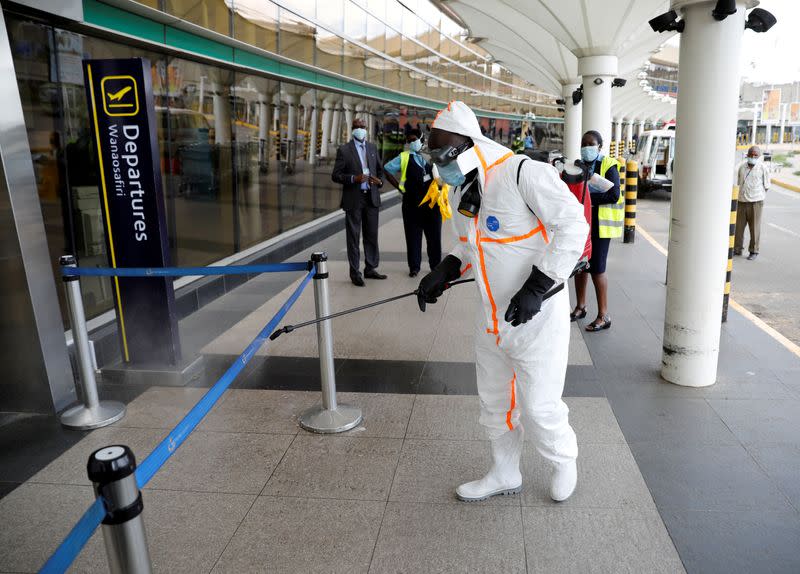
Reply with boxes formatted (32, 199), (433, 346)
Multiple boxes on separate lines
(429, 139), (481, 218)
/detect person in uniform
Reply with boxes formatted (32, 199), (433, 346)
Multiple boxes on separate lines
(384, 129), (442, 277)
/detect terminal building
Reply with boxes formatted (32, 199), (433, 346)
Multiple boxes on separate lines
(4, 0), (568, 413)
(1, 1), (799, 573)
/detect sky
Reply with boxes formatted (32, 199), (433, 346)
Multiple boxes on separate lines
(665, 0), (800, 85)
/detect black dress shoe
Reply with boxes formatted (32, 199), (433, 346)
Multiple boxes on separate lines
(351, 275), (365, 286)
(747, 252), (758, 261)
(409, 270), (419, 278)
(364, 270), (387, 280)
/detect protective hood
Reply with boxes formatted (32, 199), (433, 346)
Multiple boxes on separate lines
(432, 101), (513, 189)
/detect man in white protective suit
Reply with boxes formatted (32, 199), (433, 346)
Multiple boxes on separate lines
(417, 101), (589, 502)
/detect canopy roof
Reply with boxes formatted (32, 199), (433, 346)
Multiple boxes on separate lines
(436, 0), (678, 118)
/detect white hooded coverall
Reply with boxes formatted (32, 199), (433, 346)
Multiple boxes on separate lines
(434, 102), (589, 465)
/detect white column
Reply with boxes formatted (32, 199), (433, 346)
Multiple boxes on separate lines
(579, 55), (618, 152)
(625, 120), (634, 150)
(308, 101), (319, 166)
(331, 106), (343, 149)
(765, 121), (772, 147)
(285, 93), (298, 166)
(662, 1), (747, 387)
(751, 103), (758, 144)
(638, 119), (646, 139)
(614, 119), (623, 148)
(302, 104), (311, 132)
(562, 82), (582, 161)
(258, 98), (271, 171)
(212, 84), (231, 144)
(344, 104), (354, 142)
(320, 99), (333, 159)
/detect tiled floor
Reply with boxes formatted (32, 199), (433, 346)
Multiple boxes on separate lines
(0, 389), (683, 574)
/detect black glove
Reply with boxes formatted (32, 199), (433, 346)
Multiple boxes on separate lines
(417, 255), (462, 312)
(504, 265), (556, 327)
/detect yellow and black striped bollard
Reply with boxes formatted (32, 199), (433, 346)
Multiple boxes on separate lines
(721, 185), (739, 323)
(624, 160), (638, 243)
(609, 140), (617, 157)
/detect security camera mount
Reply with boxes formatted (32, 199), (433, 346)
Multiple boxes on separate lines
(649, 10), (685, 34)
(572, 85), (583, 106)
(745, 8), (777, 34)
(712, 0), (737, 21)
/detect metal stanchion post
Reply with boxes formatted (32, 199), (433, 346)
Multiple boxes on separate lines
(299, 252), (363, 433)
(59, 255), (126, 430)
(88, 445), (152, 574)
(722, 185), (739, 323)
(624, 160), (638, 244)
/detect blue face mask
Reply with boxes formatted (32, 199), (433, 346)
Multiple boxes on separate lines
(581, 145), (600, 163)
(409, 140), (423, 153)
(437, 161), (466, 186)
(352, 128), (367, 142)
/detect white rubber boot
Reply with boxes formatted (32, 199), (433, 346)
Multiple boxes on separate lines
(549, 459), (577, 502)
(456, 428), (523, 502)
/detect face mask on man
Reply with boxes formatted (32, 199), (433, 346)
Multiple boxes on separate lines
(581, 145), (600, 163)
(352, 128), (367, 142)
(747, 157), (758, 166)
(409, 140), (423, 153)
(436, 161), (466, 187)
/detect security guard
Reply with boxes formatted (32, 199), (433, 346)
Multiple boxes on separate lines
(384, 129), (442, 277)
(569, 129), (621, 331)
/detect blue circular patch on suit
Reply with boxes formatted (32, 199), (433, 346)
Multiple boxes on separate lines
(486, 216), (500, 231)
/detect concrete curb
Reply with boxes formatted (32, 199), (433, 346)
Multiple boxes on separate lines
(771, 178), (800, 193)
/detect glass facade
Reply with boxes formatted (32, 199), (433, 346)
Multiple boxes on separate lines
(6, 2), (562, 324)
(159, 0), (554, 111)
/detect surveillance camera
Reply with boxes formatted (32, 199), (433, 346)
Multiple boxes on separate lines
(612, 78), (627, 88)
(555, 98), (565, 106)
(557, 107), (565, 113)
(572, 86), (583, 106)
(745, 8), (777, 33)
(649, 10), (685, 33)
(712, 0), (737, 21)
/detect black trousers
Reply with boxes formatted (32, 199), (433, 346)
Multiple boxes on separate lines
(344, 193), (380, 277)
(402, 200), (442, 273)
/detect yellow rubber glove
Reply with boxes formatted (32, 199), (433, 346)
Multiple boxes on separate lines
(419, 180), (452, 220)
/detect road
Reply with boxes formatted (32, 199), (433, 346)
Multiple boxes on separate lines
(635, 183), (800, 347)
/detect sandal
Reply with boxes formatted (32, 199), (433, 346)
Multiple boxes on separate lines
(569, 306), (587, 322)
(585, 316), (611, 332)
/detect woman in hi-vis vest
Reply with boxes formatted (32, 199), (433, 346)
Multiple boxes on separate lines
(569, 130), (622, 331)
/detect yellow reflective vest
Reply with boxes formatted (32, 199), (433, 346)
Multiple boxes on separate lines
(596, 156), (623, 239)
(398, 151), (410, 193)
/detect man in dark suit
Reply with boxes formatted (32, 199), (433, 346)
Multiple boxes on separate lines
(332, 118), (388, 286)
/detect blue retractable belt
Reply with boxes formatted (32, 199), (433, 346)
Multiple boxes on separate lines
(38, 265), (316, 574)
(60, 262), (310, 278)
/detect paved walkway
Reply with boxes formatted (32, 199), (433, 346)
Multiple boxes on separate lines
(1, 203), (799, 573)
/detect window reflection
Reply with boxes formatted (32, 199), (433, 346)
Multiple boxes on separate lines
(280, 8), (315, 66)
(232, 0), (278, 52)
(167, 0), (231, 36)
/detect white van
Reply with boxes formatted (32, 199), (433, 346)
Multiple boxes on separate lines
(635, 128), (675, 194)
